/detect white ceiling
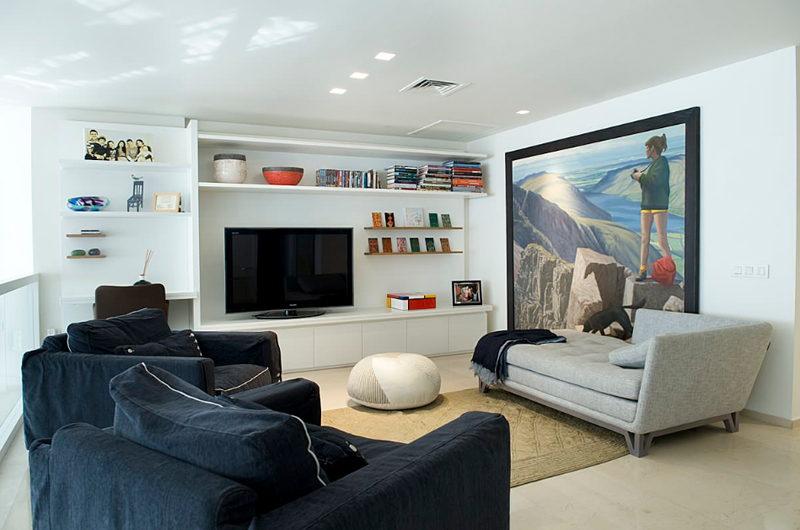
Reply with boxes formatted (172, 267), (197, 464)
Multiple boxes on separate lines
(2, 0), (799, 140)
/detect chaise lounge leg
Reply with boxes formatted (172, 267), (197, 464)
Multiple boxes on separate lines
(624, 432), (653, 457)
(723, 411), (740, 433)
(478, 380), (489, 393)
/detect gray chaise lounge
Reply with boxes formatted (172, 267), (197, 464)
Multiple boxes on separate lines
(479, 309), (772, 457)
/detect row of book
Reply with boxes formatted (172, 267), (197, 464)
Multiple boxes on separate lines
(368, 236), (451, 253)
(384, 161), (484, 192)
(316, 169), (380, 188)
(387, 292), (436, 311)
(445, 161), (483, 193)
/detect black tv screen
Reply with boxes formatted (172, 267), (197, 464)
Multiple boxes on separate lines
(225, 227), (353, 317)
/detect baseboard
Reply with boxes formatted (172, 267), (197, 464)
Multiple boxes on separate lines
(741, 408), (798, 429)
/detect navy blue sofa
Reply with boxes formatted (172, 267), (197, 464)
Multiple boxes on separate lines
(28, 366), (511, 530)
(22, 328), (284, 447)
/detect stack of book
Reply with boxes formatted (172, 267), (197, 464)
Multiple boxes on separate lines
(386, 292), (437, 310)
(385, 165), (419, 190)
(316, 169), (380, 188)
(445, 161), (483, 193)
(417, 165), (452, 192)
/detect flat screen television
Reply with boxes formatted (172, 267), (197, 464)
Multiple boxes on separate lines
(224, 227), (353, 319)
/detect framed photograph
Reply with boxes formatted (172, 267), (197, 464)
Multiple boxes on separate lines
(506, 107), (699, 331)
(404, 207), (424, 227)
(84, 127), (154, 162)
(153, 192), (180, 213)
(453, 280), (482, 306)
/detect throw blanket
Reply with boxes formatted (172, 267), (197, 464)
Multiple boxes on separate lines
(471, 330), (566, 386)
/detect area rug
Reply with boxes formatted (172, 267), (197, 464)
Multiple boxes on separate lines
(322, 388), (629, 487)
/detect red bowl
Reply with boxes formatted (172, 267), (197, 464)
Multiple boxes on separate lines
(262, 167), (303, 186)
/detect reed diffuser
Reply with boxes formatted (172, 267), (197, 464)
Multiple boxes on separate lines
(134, 249), (154, 285)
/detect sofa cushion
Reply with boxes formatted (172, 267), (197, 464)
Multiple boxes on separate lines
(608, 340), (652, 369)
(66, 308), (171, 354)
(505, 330), (643, 400)
(110, 363), (325, 513)
(214, 364), (271, 395)
(114, 329), (203, 357)
(218, 393), (369, 482)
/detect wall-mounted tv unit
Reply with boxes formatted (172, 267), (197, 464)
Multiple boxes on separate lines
(224, 227), (353, 319)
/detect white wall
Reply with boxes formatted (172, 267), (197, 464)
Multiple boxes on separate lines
(468, 47), (799, 421)
(0, 106), (33, 282)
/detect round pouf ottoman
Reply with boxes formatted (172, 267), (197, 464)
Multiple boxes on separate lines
(347, 353), (441, 410)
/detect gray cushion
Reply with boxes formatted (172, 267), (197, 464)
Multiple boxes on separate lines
(505, 330), (643, 400)
(608, 340), (652, 369)
(110, 363), (325, 513)
(214, 364), (271, 395)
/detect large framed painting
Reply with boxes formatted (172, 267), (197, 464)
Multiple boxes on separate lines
(505, 107), (699, 334)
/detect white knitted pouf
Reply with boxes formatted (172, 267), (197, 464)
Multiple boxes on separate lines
(347, 353), (441, 410)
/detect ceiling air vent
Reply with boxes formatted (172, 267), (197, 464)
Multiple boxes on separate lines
(399, 77), (471, 97)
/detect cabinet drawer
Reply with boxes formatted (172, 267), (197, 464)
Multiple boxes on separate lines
(363, 320), (407, 356)
(314, 324), (362, 367)
(406, 317), (449, 355)
(448, 313), (487, 353)
(275, 328), (314, 373)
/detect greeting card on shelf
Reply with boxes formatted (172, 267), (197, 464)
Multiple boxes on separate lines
(440, 238), (451, 252)
(368, 238), (379, 253)
(371, 212), (383, 228)
(384, 212), (395, 228)
(428, 213), (439, 227)
(404, 207), (424, 227)
(382, 237), (393, 253)
(425, 237), (436, 252)
(397, 237), (408, 253)
(410, 237), (421, 252)
(441, 214), (452, 228)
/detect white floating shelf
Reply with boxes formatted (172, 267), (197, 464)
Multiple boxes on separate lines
(60, 290), (198, 305)
(197, 132), (488, 162)
(59, 159), (191, 172)
(61, 211), (190, 218)
(198, 182), (486, 199)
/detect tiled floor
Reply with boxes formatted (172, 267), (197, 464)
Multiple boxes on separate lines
(2, 352), (799, 529)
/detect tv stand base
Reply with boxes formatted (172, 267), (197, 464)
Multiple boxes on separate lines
(254, 309), (326, 319)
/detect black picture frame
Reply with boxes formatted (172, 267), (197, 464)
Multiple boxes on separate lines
(452, 280), (482, 306)
(505, 107), (699, 330)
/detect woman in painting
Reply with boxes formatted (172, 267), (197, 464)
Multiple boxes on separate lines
(631, 134), (671, 281)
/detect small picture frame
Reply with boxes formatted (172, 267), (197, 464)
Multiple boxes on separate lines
(410, 237), (421, 252)
(381, 237), (393, 253)
(153, 192), (180, 212)
(452, 280), (482, 306)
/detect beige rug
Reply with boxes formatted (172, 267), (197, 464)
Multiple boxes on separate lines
(322, 388), (629, 487)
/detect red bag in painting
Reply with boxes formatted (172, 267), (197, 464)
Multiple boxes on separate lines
(649, 256), (676, 286)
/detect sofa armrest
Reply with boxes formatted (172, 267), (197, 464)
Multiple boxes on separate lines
(22, 348), (215, 447)
(194, 331), (283, 381)
(256, 411), (510, 530)
(235, 379), (322, 425)
(632, 309), (749, 344)
(633, 321), (772, 433)
(35, 424), (256, 530)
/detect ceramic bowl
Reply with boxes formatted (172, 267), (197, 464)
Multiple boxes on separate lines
(67, 196), (110, 212)
(262, 167), (303, 186)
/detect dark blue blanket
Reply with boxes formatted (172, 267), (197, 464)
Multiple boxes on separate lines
(471, 330), (566, 386)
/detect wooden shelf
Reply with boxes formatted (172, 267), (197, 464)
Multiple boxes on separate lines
(59, 159), (191, 172)
(197, 132), (487, 162)
(198, 182), (486, 199)
(364, 251), (463, 256)
(364, 226), (462, 230)
(66, 233), (106, 238)
(66, 255), (107, 259)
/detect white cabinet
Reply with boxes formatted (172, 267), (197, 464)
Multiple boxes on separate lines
(448, 313), (489, 353)
(407, 317), (451, 355)
(314, 324), (363, 367)
(363, 320), (407, 356)
(274, 327), (314, 373)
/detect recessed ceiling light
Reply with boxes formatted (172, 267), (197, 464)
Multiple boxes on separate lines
(350, 72), (369, 79)
(329, 88), (347, 95)
(516, 110), (530, 115)
(374, 52), (395, 61)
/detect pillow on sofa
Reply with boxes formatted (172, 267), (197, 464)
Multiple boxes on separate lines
(110, 363), (326, 513)
(67, 308), (171, 354)
(114, 330), (203, 357)
(608, 340), (652, 369)
(218, 392), (368, 482)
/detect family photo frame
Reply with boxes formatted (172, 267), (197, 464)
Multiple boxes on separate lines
(84, 127), (154, 162)
(452, 280), (482, 306)
(505, 107), (700, 332)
